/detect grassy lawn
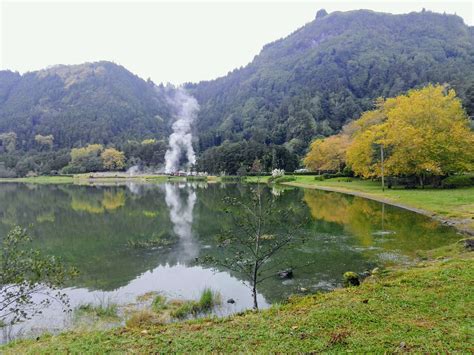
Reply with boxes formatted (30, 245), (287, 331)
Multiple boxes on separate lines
(248, 175), (474, 232)
(4, 243), (472, 353)
(0, 176), (74, 184)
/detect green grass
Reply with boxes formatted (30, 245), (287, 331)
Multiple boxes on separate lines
(247, 175), (474, 232)
(151, 295), (168, 312)
(170, 288), (221, 319)
(75, 302), (119, 319)
(0, 176), (74, 184)
(198, 288), (219, 311)
(4, 243), (472, 353)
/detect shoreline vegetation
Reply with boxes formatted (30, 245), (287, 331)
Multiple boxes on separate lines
(1, 174), (473, 352)
(3, 241), (472, 352)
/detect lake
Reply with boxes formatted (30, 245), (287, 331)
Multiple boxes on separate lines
(0, 181), (460, 342)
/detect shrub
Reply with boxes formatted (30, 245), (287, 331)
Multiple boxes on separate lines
(343, 271), (360, 287)
(336, 178), (353, 182)
(322, 172), (349, 179)
(221, 176), (243, 182)
(441, 175), (474, 189)
(186, 176), (207, 181)
(0, 162), (16, 178)
(292, 171), (320, 176)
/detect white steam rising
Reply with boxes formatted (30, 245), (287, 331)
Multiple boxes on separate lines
(165, 87), (199, 173)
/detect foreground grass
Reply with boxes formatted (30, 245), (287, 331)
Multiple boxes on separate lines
(4, 242), (472, 353)
(249, 175), (474, 232)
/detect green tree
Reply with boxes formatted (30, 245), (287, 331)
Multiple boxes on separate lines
(0, 227), (77, 327)
(0, 132), (17, 153)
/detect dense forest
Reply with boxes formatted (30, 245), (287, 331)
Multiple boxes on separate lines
(0, 9), (473, 176)
(190, 9), (474, 158)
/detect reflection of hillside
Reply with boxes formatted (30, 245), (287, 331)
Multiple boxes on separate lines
(0, 184), (176, 291)
(303, 190), (457, 254)
(0, 183), (460, 302)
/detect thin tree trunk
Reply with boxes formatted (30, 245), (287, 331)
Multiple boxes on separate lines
(252, 263), (258, 310)
(380, 145), (385, 191)
(252, 183), (262, 310)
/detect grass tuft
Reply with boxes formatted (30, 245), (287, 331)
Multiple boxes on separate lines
(76, 302), (118, 319)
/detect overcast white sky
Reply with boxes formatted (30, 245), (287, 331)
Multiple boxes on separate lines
(1, 0), (473, 84)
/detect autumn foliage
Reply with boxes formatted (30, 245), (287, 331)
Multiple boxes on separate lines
(305, 85), (474, 182)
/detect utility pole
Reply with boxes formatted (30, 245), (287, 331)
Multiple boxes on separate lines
(381, 145), (385, 192)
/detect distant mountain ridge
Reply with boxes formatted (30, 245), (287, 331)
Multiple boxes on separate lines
(0, 61), (172, 150)
(189, 9), (474, 154)
(0, 9), (473, 160)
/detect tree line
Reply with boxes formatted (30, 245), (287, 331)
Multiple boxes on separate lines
(304, 85), (474, 187)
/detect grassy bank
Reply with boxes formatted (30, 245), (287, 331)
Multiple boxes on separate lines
(0, 176), (75, 184)
(248, 176), (474, 233)
(3, 242), (472, 353)
(0, 174), (222, 184)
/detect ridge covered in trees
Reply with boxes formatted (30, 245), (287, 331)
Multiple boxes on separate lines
(189, 9), (474, 159)
(1, 10), (474, 176)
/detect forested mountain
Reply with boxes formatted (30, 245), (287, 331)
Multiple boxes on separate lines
(189, 9), (474, 158)
(0, 9), (473, 176)
(0, 61), (172, 150)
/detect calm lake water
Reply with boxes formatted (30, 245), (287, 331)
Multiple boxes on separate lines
(0, 181), (460, 342)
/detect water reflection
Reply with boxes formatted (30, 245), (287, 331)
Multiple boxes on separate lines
(0, 182), (460, 342)
(164, 183), (198, 262)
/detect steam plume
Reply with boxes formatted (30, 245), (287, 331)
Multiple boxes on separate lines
(165, 87), (199, 173)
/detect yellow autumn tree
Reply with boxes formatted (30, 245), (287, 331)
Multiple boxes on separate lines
(383, 85), (474, 179)
(304, 134), (350, 172)
(347, 84), (474, 183)
(71, 144), (103, 163)
(346, 123), (387, 178)
(101, 148), (126, 170)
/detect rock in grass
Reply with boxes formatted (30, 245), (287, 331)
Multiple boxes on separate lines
(343, 271), (360, 287)
(464, 239), (474, 251)
(278, 269), (293, 279)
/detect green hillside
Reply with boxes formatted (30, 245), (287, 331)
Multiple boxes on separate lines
(1, 10), (474, 176)
(190, 10), (474, 166)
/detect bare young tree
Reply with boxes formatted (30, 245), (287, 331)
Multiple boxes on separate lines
(203, 182), (308, 310)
